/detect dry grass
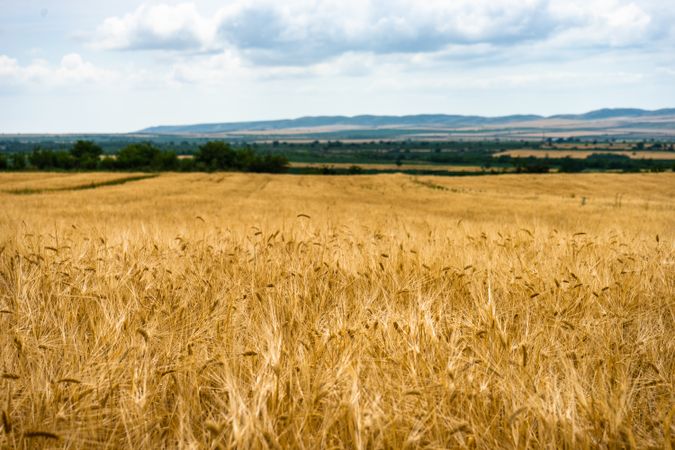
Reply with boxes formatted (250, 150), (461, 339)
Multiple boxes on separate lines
(0, 172), (673, 449)
(0, 172), (149, 191)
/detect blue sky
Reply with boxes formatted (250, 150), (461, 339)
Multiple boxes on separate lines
(1, 0), (674, 132)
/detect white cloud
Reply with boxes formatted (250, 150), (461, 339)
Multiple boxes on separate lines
(169, 49), (244, 84)
(362, 68), (647, 93)
(0, 53), (116, 87)
(0, 55), (21, 78)
(89, 0), (673, 68)
(92, 3), (215, 51)
(548, 0), (655, 48)
(2, 0), (671, 102)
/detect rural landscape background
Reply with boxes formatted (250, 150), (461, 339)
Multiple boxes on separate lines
(2, 0), (674, 449)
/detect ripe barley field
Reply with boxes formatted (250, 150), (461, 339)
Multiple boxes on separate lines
(0, 172), (673, 449)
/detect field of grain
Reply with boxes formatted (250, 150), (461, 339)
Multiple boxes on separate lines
(0, 172), (151, 192)
(0, 172), (673, 449)
(495, 150), (675, 160)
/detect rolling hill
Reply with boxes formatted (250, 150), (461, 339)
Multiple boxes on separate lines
(137, 108), (675, 140)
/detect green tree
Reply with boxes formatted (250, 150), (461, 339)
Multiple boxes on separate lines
(29, 147), (55, 170)
(194, 141), (238, 170)
(71, 140), (103, 169)
(155, 150), (179, 171)
(114, 143), (177, 171)
(30, 148), (76, 170)
(247, 153), (289, 173)
(116, 142), (161, 170)
(558, 157), (585, 173)
(10, 153), (27, 170)
(99, 156), (117, 171)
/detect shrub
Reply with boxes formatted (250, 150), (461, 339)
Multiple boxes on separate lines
(116, 143), (163, 170)
(247, 154), (289, 173)
(70, 140), (103, 169)
(30, 148), (75, 170)
(10, 153), (27, 170)
(194, 141), (239, 171)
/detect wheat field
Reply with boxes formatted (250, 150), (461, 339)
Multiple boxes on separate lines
(0, 172), (673, 449)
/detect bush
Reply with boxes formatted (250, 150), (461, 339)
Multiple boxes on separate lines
(177, 157), (196, 172)
(247, 154), (289, 173)
(517, 163), (550, 174)
(154, 150), (179, 171)
(29, 148), (75, 170)
(10, 153), (27, 170)
(194, 142), (288, 173)
(319, 165), (337, 175)
(558, 157), (585, 173)
(116, 142), (165, 170)
(99, 156), (117, 171)
(71, 140), (103, 169)
(194, 141), (239, 171)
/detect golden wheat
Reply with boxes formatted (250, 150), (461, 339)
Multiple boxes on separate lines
(0, 172), (673, 449)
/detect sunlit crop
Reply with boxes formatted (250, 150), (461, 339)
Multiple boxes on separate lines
(1, 172), (673, 448)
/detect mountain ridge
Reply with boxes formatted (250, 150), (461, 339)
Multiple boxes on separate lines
(137, 108), (675, 138)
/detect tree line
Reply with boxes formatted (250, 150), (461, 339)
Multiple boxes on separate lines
(1, 139), (672, 174)
(0, 141), (288, 173)
(499, 153), (673, 173)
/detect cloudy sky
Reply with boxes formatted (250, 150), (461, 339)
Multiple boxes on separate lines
(1, 0), (674, 132)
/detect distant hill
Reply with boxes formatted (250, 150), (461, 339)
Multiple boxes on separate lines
(137, 108), (675, 140)
(550, 108), (675, 120)
(140, 114), (545, 134)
